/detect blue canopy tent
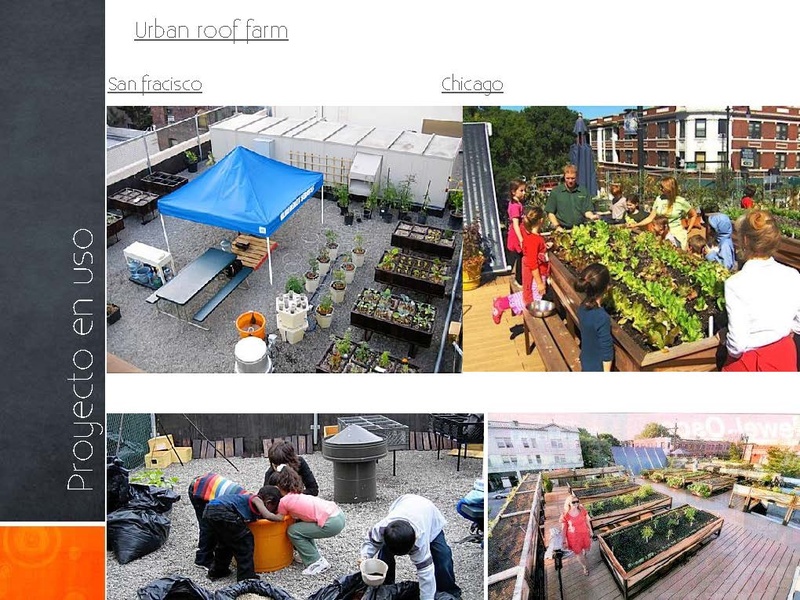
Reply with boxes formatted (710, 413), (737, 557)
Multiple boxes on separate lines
(158, 146), (324, 284)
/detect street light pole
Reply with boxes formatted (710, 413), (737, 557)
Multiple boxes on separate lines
(637, 106), (645, 194)
(725, 106), (731, 172)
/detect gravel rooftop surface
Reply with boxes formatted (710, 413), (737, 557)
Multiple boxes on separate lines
(107, 450), (483, 599)
(107, 160), (463, 374)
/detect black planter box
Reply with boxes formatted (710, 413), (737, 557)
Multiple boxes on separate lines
(374, 252), (448, 298)
(141, 172), (188, 195)
(107, 304), (121, 325)
(350, 310), (434, 348)
(391, 222), (456, 259)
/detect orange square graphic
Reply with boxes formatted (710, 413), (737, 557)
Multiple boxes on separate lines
(0, 526), (104, 599)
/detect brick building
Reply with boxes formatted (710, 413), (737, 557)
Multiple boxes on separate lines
(633, 436), (732, 457)
(589, 105), (800, 176)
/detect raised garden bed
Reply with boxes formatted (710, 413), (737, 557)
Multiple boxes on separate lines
(350, 288), (436, 349)
(315, 338), (420, 374)
(107, 211), (124, 241)
(569, 475), (632, 491)
(140, 171), (188, 195)
(586, 486), (672, 534)
(642, 469), (684, 483)
(728, 483), (799, 525)
(374, 249), (450, 297)
(598, 505), (723, 599)
(573, 481), (639, 502)
(688, 476), (736, 498)
(391, 221), (457, 259)
(665, 471), (712, 489)
(108, 188), (160, 223)
(549, 221), (729, 371)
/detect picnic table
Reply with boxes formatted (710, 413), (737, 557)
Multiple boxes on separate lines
(154, 248), (251, 329)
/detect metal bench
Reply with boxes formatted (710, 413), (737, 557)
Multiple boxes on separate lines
(192, 267), (253, 323)
(522, 310), (581, 372)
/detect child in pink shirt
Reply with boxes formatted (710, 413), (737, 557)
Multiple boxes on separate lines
(273, 465), (346, 576)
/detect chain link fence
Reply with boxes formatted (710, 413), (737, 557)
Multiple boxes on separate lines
(107, 413), (154, 470)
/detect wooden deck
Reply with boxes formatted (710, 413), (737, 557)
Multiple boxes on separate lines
(462, 274), (546, 372)
(542, 487), (799, 599)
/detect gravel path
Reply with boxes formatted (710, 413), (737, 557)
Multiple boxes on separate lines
(107, 450), (483, 599)
(107, 160), (463, 374)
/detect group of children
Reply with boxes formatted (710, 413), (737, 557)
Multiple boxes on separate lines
(185, 440), (463, 599)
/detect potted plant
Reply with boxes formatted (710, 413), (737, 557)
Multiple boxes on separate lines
(330, 269), (347, 303)
(205, 152), (216, 167)
(107, 302), (121, 325)
(352, 341), (372, 367)
(418, 188), (431, 224)
(363, 184), (379, 220)
(325, 229), (339, 257)
(335, 329), (353, 358)
(462, 219), (485, 291)
(304, 256), (320, 293)
(381, 179), (398, 223)
(449, 188), (464, 228)
(352, 233), (366, 267)
(335, 183), (350, 216)
(374, 350), (393, 373)
(184, 150), (199, 173)
(342, 253), (356, 284)
(317, 246), (331, 275)
(284, 274), (305, 295)
(397, 174), (415, 221)
(315, 293), (334, 329)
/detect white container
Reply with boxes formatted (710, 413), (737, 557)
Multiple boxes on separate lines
(233, 337), (271, 373)
(305, 274), (320, 293)
(361, 558), (388, 587)
(330, 283), (346, 304)
(315, 308), (333, 329)
(343, 266), (356, 284)
(276, 291), (310, 330)
(278, 321), (308, 345)
(352, 249), (366, 268)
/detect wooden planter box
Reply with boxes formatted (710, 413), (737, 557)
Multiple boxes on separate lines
(391, 222), (457, 259)
(548, 255), (723, 371)
(589, 493), (672, 534)
(315, 340), (420, 374)
(775, 236), (800, 271)
(569, 476), (631, 491)
(374, 251), (448, 297)
(689, 476), (736, 497)
(728, 483), (799, 525)
(598, 507), (724, 599)
(573, 482), (640, 502)
(140, 171), (188, 195)
(666, 471), (713, 488)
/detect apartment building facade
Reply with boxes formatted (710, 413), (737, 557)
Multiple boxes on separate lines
(488, 421), (582, 488)
(633, 436), (732, 457)
(589, 105), (800, 176)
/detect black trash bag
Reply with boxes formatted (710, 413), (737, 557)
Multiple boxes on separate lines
(308, 572), (417, 600)
(107, 509), (171, 564)
(126, 483), (181, 514)
(107, 455), (132, 513)
(137, 575), (216, 600)
(218, 578), (294, 600)
(137, 575), (295, 600)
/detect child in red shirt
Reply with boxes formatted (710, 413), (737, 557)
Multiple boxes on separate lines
(492, 207), (550, 323)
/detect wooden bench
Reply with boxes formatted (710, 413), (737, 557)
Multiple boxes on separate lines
(192, 266), (253, 323)
(522, 309), (581, 371)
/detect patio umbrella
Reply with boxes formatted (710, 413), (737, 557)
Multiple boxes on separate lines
(569, 114), (598, 198)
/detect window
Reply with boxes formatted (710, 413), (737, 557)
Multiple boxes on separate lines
(657, 121), (669, 139)
(605, 149), (614, 163)
(604, 127), (613, 142)
(679, 119), (686, 139)
(718, 118), (728, 138)
(776, 153), (787, 169)
(551, 439), (563, 449)
(695, 119), (706, 138)
(554, 454), (566, 463)
(657, 151), (669, 167)
(625, 150), (634, 164)
(536, 455), (542, 465)
(777, 123), (788, 140)
(497, 437), (513, 449)
(501, 456), (516, 466)
(695, 152), (706, 170)
(521, 438), (530, 448)
(748, 121), (762, 138)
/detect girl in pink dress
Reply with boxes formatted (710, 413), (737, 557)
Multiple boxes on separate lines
(559, 494), (593, 575)
(506, 180), (527, 287)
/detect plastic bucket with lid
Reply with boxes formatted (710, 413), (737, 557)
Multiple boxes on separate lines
(236, 311), (266, 340)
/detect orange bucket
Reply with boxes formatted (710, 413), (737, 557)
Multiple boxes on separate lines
(247, 517), (294, 572)
(236, 311), (266, 340)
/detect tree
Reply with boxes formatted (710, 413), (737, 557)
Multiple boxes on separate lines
(728, 443), (743, 461)
(637, 423), (673, 439)
(578, 428), (613, 468)
(598, 433), (622, 447)
(463, 106), (578, 208)
(764, 446), (800, 478)
(107, 106), (153, 130)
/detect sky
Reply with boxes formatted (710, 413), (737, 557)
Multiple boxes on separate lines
(489, 413), (800, 445)
(502, 106), (629, 120)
